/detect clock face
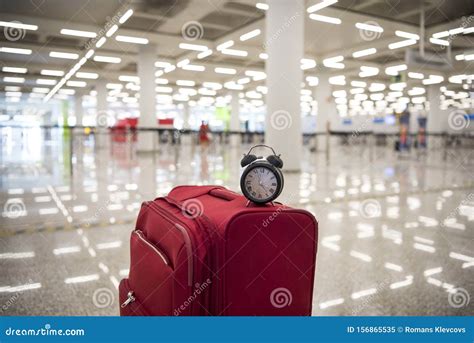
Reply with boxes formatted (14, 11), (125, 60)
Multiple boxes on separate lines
(242, 165), (280, 203)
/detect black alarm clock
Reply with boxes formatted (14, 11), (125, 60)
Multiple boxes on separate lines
(240, 145), (284, 204)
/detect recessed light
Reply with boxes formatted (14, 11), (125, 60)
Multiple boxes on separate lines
(240, 29), (261, 41)
(49, 51), (79, 59)
(309, 14), (341, 25)
(119, 9), (134, 24)
(4, 77), (25, 83)
(0, 47), (32, 55)
(2, 67), (27, 73)
(76, 72), (99, 79)
(0, 21), (38, 31)
(116, 35), (149, 44)
(214, 67), (237, 75)
(179, 43), (209, 51)
(60, 29), (96, 38)
(93, 55), (121, 63)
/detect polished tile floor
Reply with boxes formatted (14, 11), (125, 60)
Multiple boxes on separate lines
(0, 127), (473, 316)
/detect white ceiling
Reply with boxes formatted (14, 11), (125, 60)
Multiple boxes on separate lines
(0, 0), (473, 101)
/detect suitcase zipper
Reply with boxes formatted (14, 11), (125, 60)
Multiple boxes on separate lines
(121, 291), (136, 308)
(145, 202), (195, 287)
(134, 230), (169, 266)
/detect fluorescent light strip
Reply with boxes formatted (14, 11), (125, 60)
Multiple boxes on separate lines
(216, 40), (234, 51)
(0, 47), (32, 55)
(309, 14), (341, 24)
(351, 81), (366, 87)
(432, 31), (449, 39)
(95, 37), (106, 48)
(177, 58), (190, 68)
(93, 55), (121, 63)
(395, 30), (419, 40)
(60, 29), (96, 38)
(3, 77), (25, 83)
(0, 21), (38, 31)
(116, 35), (149, 44)
(429, 37), (449, 46)
(67, 80), (87, 87)
(105, 24), (118, 37)
(355, 22), (383, 33)
(182, 64), (205, 71)
(240, 29), (261, 41)
(119, 75), (139, 82)
(385, 64), (407, 75)
(408, 72), (424, 79)
(307, 0), (338, 13)
(176, 80), (195, 87)
(197, 49), (213, 59)
(2, 67), (27, 73)
(179, 43), (208, 51)
(221, 48), (248, 57)
(119, 9), (134, 24)
(256, 3), (269, 10)
(49, 51), (78, 59)
(388, 39), (417, 50)
(214, 67), (237, 75)
(323, 55), (343, 63)
(352, 48), (376, 58)
(449, 27), (464, 35)
(76, 72), (98, 79)
(5, 86), (21, 91)
(40, 69), (64, 76)
(37, 79), (57, 85)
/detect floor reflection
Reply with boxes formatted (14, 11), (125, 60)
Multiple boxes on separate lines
(0, 127), (473, 316)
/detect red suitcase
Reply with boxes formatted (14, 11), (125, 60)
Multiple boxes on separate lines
(119, 185), (318, 316)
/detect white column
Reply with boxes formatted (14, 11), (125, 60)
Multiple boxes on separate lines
(182, 102), (192, 145)
(427, 85), (447, 148)
(229, 91), (241, 147)
(265, 0), (304, 171)
(137, 44), (157, 151)
(313, 75), (337, 151)
(74, 93), (83, 127)
(96, 79), (108, 149)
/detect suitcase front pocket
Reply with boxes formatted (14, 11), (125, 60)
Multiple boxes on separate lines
(124, 230), (174, 315)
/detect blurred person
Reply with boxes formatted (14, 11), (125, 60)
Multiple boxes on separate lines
(199, 120), (210, 146)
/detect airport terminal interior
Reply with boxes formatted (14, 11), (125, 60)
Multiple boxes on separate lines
(0, 0), (473, 316)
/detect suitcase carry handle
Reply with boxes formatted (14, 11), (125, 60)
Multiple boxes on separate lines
(209, 188), (240, 201)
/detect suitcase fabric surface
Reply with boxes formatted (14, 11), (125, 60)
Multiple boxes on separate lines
(119, 185), (318, 316)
